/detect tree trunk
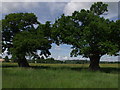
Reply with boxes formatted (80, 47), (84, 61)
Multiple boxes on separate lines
(17, 57), (29, 67)
(89, 55), (101, 71)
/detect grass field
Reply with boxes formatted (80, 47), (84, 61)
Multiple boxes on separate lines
(2, 63), (120, 88)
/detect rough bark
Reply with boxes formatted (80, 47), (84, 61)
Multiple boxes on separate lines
(89, 55), (101, 71)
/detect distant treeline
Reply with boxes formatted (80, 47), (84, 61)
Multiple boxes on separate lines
(28, 58), (120, 64)
(3, 56), (120, 64)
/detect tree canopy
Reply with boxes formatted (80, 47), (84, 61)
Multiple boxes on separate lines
(2, 13), (39, 54)
(2, 13), (52, 67)
(52, 2), (120, 70)
(11, 27), (52, 67)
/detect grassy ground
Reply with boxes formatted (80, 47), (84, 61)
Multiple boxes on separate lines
(2, 63), (119, 88)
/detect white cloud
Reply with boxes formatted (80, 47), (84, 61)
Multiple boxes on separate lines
(63, 2), (92, 16)
(55, 55), (89, 60)
(63, 56), (68, 60)
(1, 2), (66, 23)
(63, 1), (118, 20)
(56, 56), (62, 60)
(103, 2), (118, 20)
(55, 56), (69, 60)
(101, 55), (119, 61)
(55, 55), (119, 61)
(2, 1), (118, 21)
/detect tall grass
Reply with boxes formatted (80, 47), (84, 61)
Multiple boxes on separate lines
(2, 63), (119, 88)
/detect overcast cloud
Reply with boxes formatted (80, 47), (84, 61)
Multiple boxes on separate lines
(1, 1), (118, 21)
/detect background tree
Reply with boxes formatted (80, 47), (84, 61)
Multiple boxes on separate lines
(2, 13), (39, 56)
(52, 2), (120, 70)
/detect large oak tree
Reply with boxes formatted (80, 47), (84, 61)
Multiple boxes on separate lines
(52, 2), (120, 70)
(2, 13), (52, 67)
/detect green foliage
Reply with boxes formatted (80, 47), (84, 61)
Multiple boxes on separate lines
(64, 60), (88, 64)
(10, 56), (18, 62)
(38, 21), (52, 39)
(2, 13), (39, 52)
(110, 20), (120, 50)
(52, 2), (120, 58)
(10, 28), (52, 61)
(90, 2), (108, 15)
(2, 13), (52, 66)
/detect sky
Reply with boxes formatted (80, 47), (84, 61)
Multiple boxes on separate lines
(0, 0), (120, 61)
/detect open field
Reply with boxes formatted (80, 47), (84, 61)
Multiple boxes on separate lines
(2, 63), (120, 88)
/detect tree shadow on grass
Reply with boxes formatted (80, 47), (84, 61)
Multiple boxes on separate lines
(30, 66), (50, 69)
(100, 67), (120, 74)
(30, 65), (72, 70)
(1, 64), (50, 69)
(1, 65), (18, 68)
(2, 65), (50, 70)
(70, 67), (120, 74)
(71, 67), (88, 71)
(2, 63), (120, 74)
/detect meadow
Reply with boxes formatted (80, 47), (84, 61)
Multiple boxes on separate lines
(2, 63), (119, 88)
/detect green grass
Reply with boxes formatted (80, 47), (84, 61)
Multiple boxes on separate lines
(2, 63), (119, 88)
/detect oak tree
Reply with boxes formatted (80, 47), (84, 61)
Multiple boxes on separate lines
(2, 13), (52, 67)
(10, 23), (52, 67)
(2, 13), (39, 55)
(52, 2), (120, 70)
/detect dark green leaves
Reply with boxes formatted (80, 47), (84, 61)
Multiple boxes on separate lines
(90, 2), (108, 15)
(2, 13), (39, 51)
(11, 28), (52, 60)
(2, 13), (52, 61)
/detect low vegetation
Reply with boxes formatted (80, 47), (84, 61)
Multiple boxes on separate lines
(2, 63), (119, 88)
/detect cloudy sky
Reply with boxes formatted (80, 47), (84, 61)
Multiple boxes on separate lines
(1, 0), (120, 61)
